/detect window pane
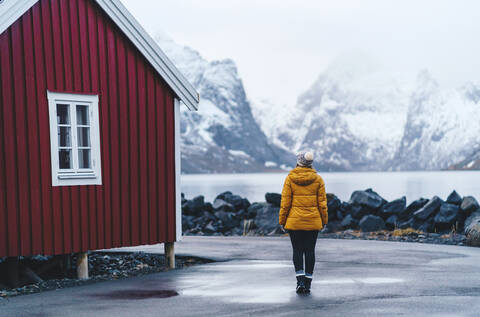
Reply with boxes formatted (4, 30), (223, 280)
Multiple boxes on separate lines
(59, 149), (72, 169)
(76, 105), (89, 125)
(58, 127), (71, 147)
(78, 149), (91, 169)
(77, 127), (90, 147)
(57, 104), (70, 124)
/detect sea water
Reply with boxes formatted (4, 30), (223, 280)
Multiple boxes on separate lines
(181, 171), (480, 204)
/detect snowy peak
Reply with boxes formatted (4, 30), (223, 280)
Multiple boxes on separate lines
(262, 55), (410, 171)
(155, 35), (292, 173)
(462, 81), (480, 104)
(253, 56), (480, 171)
(394, 74), (480, 170)
(156, 35), (480, 172)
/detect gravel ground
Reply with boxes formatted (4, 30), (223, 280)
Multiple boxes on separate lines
(0, 252), (212, 298)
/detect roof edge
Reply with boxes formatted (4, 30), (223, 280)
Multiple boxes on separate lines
(95, 0), (199, 110)
(0, 0), (39, 35)
(0, 0), (199, 111)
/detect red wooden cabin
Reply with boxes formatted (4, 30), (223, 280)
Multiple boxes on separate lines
(0, 0), (198, 261)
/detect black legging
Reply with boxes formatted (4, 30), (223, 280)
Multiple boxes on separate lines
(289, 230), (319, 275)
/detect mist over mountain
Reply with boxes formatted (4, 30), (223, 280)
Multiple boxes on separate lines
(393, 71), (480, 170)
(255, 57), (480, 171)
(157, 36), (480, 173)
(255, 55), (410, 171)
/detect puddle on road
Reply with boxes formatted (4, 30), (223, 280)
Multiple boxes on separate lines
(94, 290), (179, 300)
(207, 263), (291, 269)
(180, 261), (405, 304)
(315, 277), (404, 285)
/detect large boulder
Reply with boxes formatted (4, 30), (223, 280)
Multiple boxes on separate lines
(460, 196), (480, 217)
(464, 213), (480, 246)
(182, 215), (195, 230)
(379, 197), (406, 219)
(214, 211), (241, 231)
(466, 224), (480, 247)
(464, 211), (480, 234)
(215, 191), (246, 211)
(182, 195), (205, 216)
(212, 198), (235, 212)
(413, 196), (442, 220)
(204, 202), (214, 213)
(327, 194), (341, 222)
(203, 222), (217, 234)
(192, 195), (205, 211)
(265, 193), (281, 207)
(254, 204), (280, 234)
(229, 195), (246, 211)
(399, 198), (429, 220)
(236, 209), (246, 219)
(349, 189), (386, 211)
(385, 215), (399, 230)
(247, 203), (265, 219)
(446, 190), (462, 205)
(418, 218), (435, 233)
(398, 218), (414, 230)
(241, 198), (251, 210)
(327, 193), (342, 214)
(336, 210), (344, 221)
(350, 205), (371, 219)
(340, 214), (358, 230)
(434, 203), (460, 232)
(215, 191), (233, 201)
(359, 215), (385, 232)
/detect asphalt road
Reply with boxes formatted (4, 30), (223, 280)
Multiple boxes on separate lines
(1, 236), (480, 316)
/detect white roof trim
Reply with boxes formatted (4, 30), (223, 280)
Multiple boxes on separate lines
(0, 0), (39, 36)
(0, 0), (199, 111)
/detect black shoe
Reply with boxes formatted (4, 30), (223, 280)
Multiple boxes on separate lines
(304, 277), (312, 293)
(296, 275), (306, 294)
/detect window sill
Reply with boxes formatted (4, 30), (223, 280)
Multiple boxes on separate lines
(57, 173), (97, 180)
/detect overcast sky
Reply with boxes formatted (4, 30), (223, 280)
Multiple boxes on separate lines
(120, 0), (480, 105)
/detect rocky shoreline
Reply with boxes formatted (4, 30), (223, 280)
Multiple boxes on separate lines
(182, 189), (480, 246)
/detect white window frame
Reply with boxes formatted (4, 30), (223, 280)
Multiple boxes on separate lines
(47, 91), (102, 186)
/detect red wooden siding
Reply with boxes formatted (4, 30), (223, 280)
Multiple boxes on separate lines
(0, 0), (177, 257)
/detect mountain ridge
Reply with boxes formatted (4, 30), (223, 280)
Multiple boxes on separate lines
(158, 36), (480, 173)
(156, 35), (293, 173)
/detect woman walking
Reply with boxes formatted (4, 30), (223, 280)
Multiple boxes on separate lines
(279, 151), (328, 294)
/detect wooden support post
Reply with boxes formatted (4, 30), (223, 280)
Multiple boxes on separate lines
(164, 242), (175, 269)
(76, 252), (89, 280)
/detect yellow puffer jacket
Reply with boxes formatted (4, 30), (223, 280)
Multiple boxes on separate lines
(278, 167), (328, 231)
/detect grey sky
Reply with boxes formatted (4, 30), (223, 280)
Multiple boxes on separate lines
(120, 0), (480, 105)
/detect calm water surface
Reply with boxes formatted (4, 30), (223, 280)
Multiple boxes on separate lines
(181, 171), (480, 204)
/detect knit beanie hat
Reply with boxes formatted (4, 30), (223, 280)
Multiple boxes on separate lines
(297, 151), (314, 167)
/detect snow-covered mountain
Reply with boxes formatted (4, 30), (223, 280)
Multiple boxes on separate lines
(254, 56), (480, 171)
(393, 71), (480, 170)
(157, 35), (480, 172)
(258, 55), (410, 171)
(448, 149), (480, 170)
(156, 35), (292, 173)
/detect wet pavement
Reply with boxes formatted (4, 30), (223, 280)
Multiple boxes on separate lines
(2, 236), (480, 316)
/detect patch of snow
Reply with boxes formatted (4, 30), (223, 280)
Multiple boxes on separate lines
(229, 150), (250, 158)
(264, 161), (277, 167)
